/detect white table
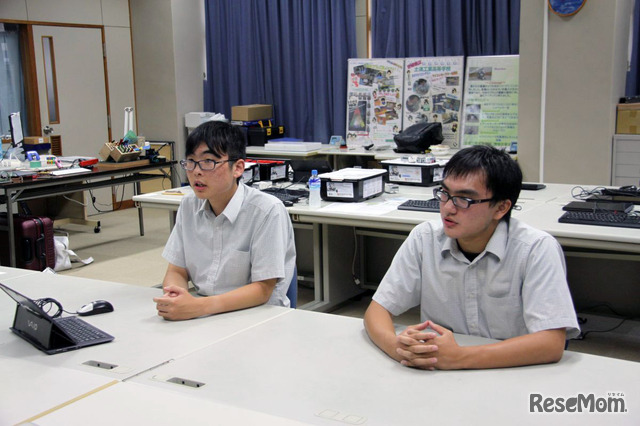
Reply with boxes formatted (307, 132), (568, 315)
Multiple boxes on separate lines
(0, 272), (292, 380)
(0, 356), (117, 425)
(1, 273), (638, 425)
(134, 183), (640, 311)
(128, 309), (640, 425)
(0, 265), (39, 281)
(32, 381), (306, 426)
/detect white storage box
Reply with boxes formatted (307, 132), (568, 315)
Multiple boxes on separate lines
(381, 158), (447, 187)
(319, 168), (387, 202)
(264, 142), (323, 152)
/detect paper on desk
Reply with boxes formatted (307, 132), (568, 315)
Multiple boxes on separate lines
(319, 201), (398, 216)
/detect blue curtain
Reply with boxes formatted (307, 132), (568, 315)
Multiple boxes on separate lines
(371, 0), (520, 58)
(204, 0), (357, 142)
(0, 26), (27, 139)
(626, 0), (640, 96)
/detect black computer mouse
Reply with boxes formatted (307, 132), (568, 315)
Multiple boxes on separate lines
(77, 300), (114, 316)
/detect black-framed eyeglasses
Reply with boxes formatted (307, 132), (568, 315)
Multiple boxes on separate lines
(433, 187), (494, 209)
(179, 158), (237, 171)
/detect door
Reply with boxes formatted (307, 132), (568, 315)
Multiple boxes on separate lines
(32, 25), (110, 157)
(32, 25), (113, 215)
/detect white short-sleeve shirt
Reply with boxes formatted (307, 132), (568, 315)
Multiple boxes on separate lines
(373, 218), (580, 340)
(162, 183), (296, 307)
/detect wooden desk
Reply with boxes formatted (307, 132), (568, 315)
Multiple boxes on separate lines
(0, 161), (176, 266)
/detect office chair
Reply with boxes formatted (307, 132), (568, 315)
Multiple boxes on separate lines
(286, 266), (297, 308)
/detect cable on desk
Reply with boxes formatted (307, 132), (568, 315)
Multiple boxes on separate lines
(570, 185), (608, 200)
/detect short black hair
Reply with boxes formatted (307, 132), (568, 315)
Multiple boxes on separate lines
(443, 145), (522, 220)
(185, 121), (246, 160)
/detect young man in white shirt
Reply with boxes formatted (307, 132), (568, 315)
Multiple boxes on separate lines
(364, 145), (579, 369)
(154, 121), (296, 320)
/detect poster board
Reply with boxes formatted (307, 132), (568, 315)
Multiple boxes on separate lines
(347, 59), (404, 148)
(403, 56), (464, 147)
(461, 55), (519, 148)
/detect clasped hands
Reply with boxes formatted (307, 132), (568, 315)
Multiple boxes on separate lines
(153, 285), (203, 321)
(395, 320), (464, 370)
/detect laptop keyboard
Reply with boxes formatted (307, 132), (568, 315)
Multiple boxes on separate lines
(55, 316), (111, 343)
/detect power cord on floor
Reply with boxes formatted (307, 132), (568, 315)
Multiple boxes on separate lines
(573, 303), (638, 341)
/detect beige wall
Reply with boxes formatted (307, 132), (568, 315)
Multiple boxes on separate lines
(356, 0), (368, 58)
(129, 0), (204, 179)
(518, 0), (633, 184)
(0, 0), (136, 142)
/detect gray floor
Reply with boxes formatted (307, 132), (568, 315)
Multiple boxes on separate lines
(57, 207), (640, 363)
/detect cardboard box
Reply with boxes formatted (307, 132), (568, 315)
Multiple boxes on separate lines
(381, 158), (447, 187)
(23, 136), (50, 145)
(616, 103), (640, 134)
(232, 104), (273, 122)
(319, 168), (387, 202)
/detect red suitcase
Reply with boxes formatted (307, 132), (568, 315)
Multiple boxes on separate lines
(0, 214), (56, 271)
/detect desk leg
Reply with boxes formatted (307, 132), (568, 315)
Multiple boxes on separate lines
(135, 182), (144, 236)
(5, 189), (16, 267)
(300, 224), (365, 312)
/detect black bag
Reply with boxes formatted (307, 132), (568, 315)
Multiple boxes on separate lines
(393, 122), (443, 153)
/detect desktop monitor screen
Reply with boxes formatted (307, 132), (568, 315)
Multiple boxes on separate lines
(289, 159), (332, 183)
(9, 112), (23, 147)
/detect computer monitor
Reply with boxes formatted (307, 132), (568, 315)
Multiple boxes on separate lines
(9, 112), (23, 147)
(289, 159), (332, 183)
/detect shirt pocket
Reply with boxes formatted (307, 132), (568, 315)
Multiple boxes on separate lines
(218, 249), (251, 290)
(481, 293), (527, 339)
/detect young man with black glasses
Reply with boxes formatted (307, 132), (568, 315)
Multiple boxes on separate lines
(153, 121), (296, 320)
(364, 145), (579, 369)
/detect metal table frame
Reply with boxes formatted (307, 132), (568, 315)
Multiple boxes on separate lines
(1, 161), (177, 267)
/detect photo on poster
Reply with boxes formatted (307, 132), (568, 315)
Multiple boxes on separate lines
(348, 98), (368, 132)
(403, 56), (464, 147)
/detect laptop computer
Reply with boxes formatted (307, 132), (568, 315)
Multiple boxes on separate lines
(0, 283), (114, 355)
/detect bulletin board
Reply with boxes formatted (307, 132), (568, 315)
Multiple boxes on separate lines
(346, 59), (404, 147)
(461, 55), (519, 148)
(403, 56), (464, 147)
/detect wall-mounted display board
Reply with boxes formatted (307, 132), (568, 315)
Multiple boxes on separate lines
(461, 55), (519, 148)
(403, 56), (464, 147)
(347, 59), (404, 147)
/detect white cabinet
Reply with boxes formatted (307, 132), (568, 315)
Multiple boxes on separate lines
(612, 135), (640, 186)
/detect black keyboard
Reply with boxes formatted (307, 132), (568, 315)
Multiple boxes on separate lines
(559, 211), (640, 229)
(261, 187), (308, 205)
(55, 316), (112, 343)
(397, 199), (440, 212)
